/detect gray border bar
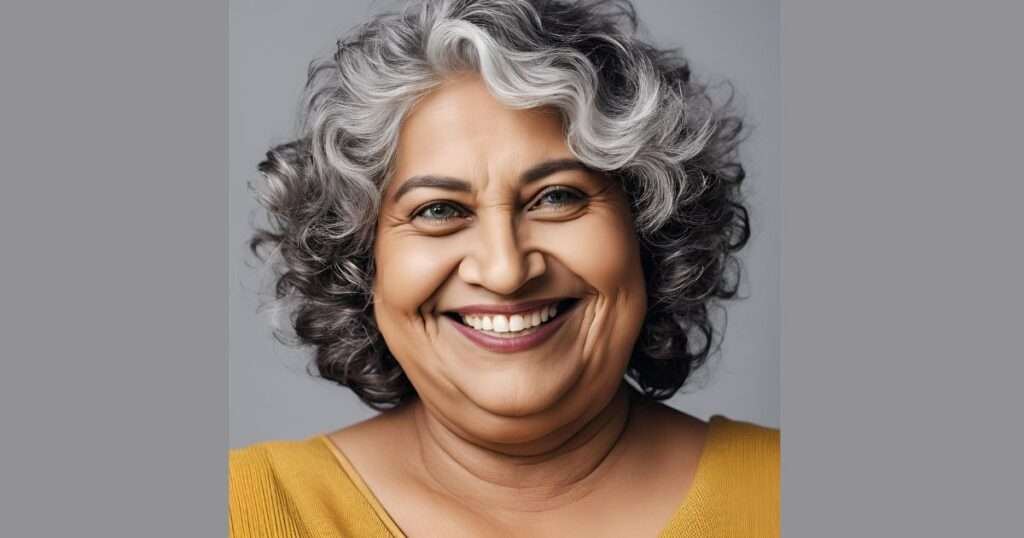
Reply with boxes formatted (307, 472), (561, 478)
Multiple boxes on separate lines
(783, 0), (1023, 535)
(0, 1), (227, 536)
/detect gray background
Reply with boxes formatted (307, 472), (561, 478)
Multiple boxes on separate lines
(4, 0), (1022, 536)
(230, 0), (781, 448)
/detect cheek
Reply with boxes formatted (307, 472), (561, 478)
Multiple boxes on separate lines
(538, 210), (647, 361)
(541, 213), (645, 295)
(372, 234), (459, 318)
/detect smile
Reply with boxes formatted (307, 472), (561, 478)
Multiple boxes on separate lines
(443, 299), (579, 353)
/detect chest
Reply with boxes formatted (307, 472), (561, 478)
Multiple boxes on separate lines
(371, 466), (693, 538)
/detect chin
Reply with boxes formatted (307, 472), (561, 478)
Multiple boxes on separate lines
(476, 369), (574, 415)
(449, 368), (586, 441)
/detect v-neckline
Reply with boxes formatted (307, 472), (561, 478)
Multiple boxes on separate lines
(318, 415), (723, 538)
(319, 435), (408, 538)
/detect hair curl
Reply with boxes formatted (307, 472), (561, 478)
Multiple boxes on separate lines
(250, 0), (750, 410)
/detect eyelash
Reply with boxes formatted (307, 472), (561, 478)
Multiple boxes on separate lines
(414, 202), (467, 223)
(533, 186), (585, 209)
(412, 186), (585, 224)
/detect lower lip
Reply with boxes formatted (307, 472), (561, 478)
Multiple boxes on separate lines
(445, 305), (574, 353)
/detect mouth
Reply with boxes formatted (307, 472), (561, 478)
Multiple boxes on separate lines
(441, 298), (581, 353)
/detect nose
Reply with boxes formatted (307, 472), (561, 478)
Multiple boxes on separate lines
(457, 210), (546, 295)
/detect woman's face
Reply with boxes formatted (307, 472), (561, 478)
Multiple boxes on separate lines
(373, 75), (647, 445)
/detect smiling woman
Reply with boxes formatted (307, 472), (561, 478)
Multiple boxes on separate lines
(373, 76), (648, 425)
(231, 1), (777, 537)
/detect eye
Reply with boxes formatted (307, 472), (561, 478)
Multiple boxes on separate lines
(529, 186), (585, 211)
(412, 201), (468, 224)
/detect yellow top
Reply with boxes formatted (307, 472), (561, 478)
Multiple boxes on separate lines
(229, 415), (779, 537)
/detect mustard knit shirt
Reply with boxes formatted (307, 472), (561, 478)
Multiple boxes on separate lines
(229, 415), (779, 537)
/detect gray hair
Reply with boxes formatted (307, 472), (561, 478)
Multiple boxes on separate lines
(251, 0), (750, 409)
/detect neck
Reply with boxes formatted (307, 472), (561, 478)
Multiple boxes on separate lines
(409, 383), (637, 515)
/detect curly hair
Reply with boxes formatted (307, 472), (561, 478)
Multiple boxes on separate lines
(250, 0), (750, 410)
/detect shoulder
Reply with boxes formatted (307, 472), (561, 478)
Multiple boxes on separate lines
(624, 403), (780, 536)
(228, 437), (374, 538)
(628, 403), (778, 491)
(702, 415), (779, 491)
(324, 402), (422, 483)
(697, 416), (780, 535)
(708, 415), (779, 462)
(229, 437), (342, 492)
(229, 439), (331, 537)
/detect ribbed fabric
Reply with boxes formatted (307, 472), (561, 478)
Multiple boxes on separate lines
(229, 415), (779, 537)
(657, 417), (780, 537)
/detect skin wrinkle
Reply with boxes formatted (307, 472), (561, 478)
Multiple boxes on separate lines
(413, 386), (635, 515)
(368, 75), (652, 525)
(392, 158), (591, 203)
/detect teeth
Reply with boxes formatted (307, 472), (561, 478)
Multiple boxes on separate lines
(460, 302), (565, 335)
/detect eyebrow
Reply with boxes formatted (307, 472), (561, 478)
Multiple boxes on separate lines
(390, 158), (592, 202)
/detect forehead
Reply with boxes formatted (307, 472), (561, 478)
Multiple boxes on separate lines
(389, 75), (571, 190)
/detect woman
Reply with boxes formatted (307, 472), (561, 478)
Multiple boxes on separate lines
(230, 0), (778, 536)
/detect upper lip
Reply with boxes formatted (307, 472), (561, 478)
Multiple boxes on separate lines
(445, 298), (572, 316)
